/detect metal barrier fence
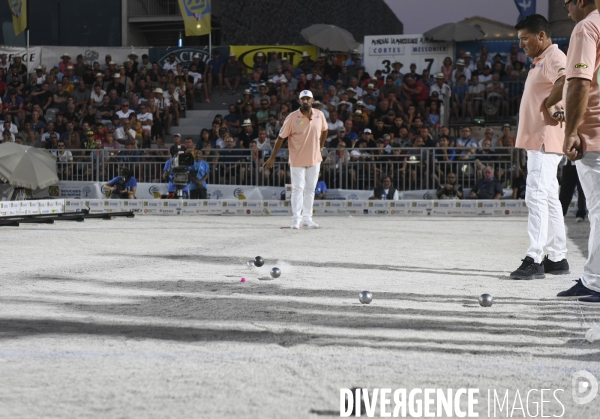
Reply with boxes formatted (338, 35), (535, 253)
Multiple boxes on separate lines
(54, 147), (524, 191)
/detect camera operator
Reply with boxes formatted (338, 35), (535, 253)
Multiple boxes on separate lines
(162, 144), (190, 198)
(103, 167), (137, 199)
(189, 149), (210, 199)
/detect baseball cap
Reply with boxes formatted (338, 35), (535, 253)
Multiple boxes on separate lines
(456, 59), (465, 65)
(338, 126), (346, 132)
(244, 89), (252, 95)
(464, 51), (472, 57)
(173, 133), (181, 137)
(299, 90), (313, 99)
(435, 73), (444, 79)
(219, 127), (229, 134)
(503, 123), (511, 128)
(364, 128), (372, 133)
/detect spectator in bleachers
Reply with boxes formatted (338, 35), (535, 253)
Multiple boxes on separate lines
(470, 166), (503, 199)
(452, 59), (471, 83)
(205, 51), (226, 98)
(510, 43), (527, 65)
(507, 71), (524, 114)
(455, 126), (478, 149)
(441, 57), (454, 81)
(1, 129), (14, 143)
(464, 52), (476, 72)
(401, 76), (429, 115)
(485, 73), (509, 115)
(466, 74), (485, 119)
(430, 73), (451, 102)
(3, 89), (26, 126)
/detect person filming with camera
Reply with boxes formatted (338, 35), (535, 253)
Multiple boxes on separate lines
(103, 167), (137, 199)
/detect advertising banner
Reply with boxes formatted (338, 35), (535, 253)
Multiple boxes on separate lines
(229, 45), (318, 73)
(364, 34), (454, 79)
(42, 46), (149, 72)
(148, 46), (229, 70)
(0, 45), (41, 70)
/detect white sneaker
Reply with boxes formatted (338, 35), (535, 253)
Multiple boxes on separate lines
(576, 217), (584, 223)
(290, 219), (301, 229)
(303, 219), (319, 228)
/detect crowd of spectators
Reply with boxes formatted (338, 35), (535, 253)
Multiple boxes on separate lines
(0, 44), (535, 197)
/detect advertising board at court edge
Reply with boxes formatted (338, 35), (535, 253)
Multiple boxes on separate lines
(340, 371), (598, 417)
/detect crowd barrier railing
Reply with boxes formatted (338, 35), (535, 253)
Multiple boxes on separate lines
(50, 147), (525, 191)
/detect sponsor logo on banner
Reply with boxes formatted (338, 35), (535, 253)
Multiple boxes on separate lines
(230, 45), (318, 72)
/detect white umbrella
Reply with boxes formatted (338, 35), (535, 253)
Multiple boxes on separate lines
(300, 24), (360, 52)
(424, 22), (485, 42)
(0, 143), (58, 189)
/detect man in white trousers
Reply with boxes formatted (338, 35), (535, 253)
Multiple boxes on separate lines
(264, 90), (328, 229)
(510, 14), (571, 280)
(558, 0), (600, 304)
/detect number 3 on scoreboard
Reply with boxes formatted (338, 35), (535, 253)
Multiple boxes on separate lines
(381, 59), (391, 74)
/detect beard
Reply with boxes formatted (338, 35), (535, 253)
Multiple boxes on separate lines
(301, 103), (310, 111)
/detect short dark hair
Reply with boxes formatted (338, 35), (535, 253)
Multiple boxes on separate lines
(515, 14), (551, 38)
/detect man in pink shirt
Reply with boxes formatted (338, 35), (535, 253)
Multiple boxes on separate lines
(558, 0), (600, 304)
(510, 14), (571, 280)
(264, 90), (328, 229)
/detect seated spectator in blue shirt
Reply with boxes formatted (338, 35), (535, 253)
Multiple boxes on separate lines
(315, 172), (328, 200)
(470, 166), (503, 200)
(104, 167), (137, 199)
(189, 149), (210, 199)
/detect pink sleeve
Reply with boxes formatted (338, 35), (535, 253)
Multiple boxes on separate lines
(545, 50), (566, 84)
(279, 113), (292, 138)
(565, 22), (598, 81)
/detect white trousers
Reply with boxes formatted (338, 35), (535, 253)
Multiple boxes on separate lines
(576, 152), (600, 292)
(525, 150), (567, 263)
(290, 164), (320, 222)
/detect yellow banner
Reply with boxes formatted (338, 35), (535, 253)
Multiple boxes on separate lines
(178, 0), (211, 36)
(230, 45), (318, 73)
(8, 0), (27, 36)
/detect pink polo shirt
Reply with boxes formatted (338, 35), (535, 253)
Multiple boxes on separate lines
(516, 44), (566, 153)
(279, 108), (327, 167)
(565, 10), (600, 152)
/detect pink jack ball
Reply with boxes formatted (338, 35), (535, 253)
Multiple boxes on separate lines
(240, 277), (246, 283)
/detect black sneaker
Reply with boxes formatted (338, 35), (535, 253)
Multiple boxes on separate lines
(542, 256), (570, 275)
(557, 279), (599, 299)
(578, 295), (600, 305)
(510, 256), (545, 280)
